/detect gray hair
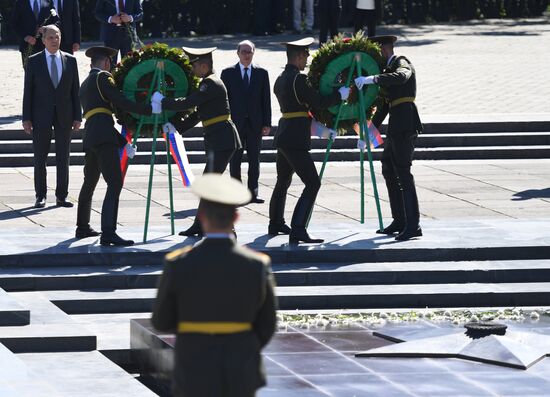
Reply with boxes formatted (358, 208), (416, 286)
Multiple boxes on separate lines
(42, 24), (61, 36)
(237, 40), (255, 53)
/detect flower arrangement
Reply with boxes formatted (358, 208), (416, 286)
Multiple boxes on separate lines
(112, 43), (199, 137)
(307, 32), (385, 132)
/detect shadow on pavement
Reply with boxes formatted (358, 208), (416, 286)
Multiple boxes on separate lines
(512, 188), (550, 201)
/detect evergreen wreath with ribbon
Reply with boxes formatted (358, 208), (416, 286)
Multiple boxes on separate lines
(112, 43), (199, 137)
(307, 33), (385, 132)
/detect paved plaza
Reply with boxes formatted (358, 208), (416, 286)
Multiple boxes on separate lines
(2, 16), (550, 397)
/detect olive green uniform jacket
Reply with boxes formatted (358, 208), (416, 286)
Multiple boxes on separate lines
(273, 64), (340, 150)
(80, 68), (151, 150)
(162, 73), (241, 152)
(151, 237), (277, 397)
(372, 56), (423, 135)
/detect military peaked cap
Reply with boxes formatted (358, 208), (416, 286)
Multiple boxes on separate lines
(191, 174), (252, 206)
(281, 37), (315, 49)
(181, 46), (217, 63)
(369, 35), (398, 45)
(85, 46), (118, 59)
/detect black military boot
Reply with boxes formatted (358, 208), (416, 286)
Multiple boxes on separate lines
(268, 191), (290, 235)
(179, 220), (203, 237)
(289, 197), (324, 244)
(395, 188), (422, 241)
(377, 182), (405, 235)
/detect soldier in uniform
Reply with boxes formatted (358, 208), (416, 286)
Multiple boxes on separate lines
(153, 46), (241, 238)
(355, 35), (422, 241)
(151, 173), (277, 397)
(75, 46), (153, 246)
(269, 37), (349, 244)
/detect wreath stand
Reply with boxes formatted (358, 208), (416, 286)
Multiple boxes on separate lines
(311, 52), (384, 230)
(126, 60), (175, 243)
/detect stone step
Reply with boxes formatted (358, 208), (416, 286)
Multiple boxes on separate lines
(36, 282), (550, 313)
(0, 288), (30, 326)
(0, 292), (96, 353)
(3, 260), (550, 292)
(1, 220), (549, 268)
(2, 132), (550, 154)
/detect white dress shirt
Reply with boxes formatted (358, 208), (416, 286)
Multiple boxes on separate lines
(53, 0), (63, 13)
(45, 49), (63, 84)
(239, 63), (252, 81)
(356, 0), (375, 10)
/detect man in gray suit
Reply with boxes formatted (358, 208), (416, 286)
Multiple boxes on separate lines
(22, 24), (81, 208)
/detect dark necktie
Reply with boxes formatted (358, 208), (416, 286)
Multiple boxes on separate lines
(243, 67), (249, 88)
(50, 55), (59, 88)
(118, 0), (125, 13)
(33, 0), (39, 20)
(57, 0), (63, 17)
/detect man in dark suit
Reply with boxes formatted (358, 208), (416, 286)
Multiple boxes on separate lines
(75, 46), (153, 246)
(12, 0), (58, 66)
(94, 0), (143, 61)
(154, 46), (241, 237)
(355, 35), (423, 241)
(152, 173), (277, 397)
(270, 38), (349, 244)
(22, 24), (81, 209)
(221, 40), (271, 204)
(51, 0), (81, 54)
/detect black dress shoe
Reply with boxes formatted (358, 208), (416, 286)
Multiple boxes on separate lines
(268, 223), (291, 235)
(395, 226), (422, 241)
(289, 229), (324, 244)
(56, 199), (74, 208)
(75, 227), (101, 239)
(34, 198), (46, 208)
(376, 220), (404, 235)
(178, 222), (203, 237)
(250, 196), (265, 204)
(100, 233), (134, 246)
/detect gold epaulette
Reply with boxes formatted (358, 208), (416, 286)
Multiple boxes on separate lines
(165, 246), (192, 262)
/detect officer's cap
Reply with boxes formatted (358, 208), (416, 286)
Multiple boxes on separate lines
(281, 37), (315, 49)
(191, 174), (251, 206)
(85, 46), (118, 59)
(181, 46), (217, 63)
(369, 35), (398, 46)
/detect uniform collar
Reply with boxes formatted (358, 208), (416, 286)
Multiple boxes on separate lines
(285, 64), (300, 72)
(387, 54), (397, 67)
(205, 233), (234, 240)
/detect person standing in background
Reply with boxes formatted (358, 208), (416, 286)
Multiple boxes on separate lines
(354, 0), (376, 37)
(293, 0), (314, 34)
(221, 40), (271, 204)
(318, 0), (342, 44)
(51, 0), (81, 54)
(95, 0), (143, 62)
(22, 25), (81, 209)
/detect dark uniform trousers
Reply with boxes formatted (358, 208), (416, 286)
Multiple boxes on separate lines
(270, 148), (321, 228)
(229, 119), (262, 194)
(77, 143), (123, 234)
(33, 113), (72, 201)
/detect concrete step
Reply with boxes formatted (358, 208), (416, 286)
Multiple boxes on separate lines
(1, 221), (549, 268)
(2, 132), (550, 154)
(3, 260), (550, 292)
(0, 292), (96, 353)
(37, 282), (550, 312)
(0, 288), (30, 326)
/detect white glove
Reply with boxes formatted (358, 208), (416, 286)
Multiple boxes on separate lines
(329, 129), (337, 140)
(162, 122), (177, 134)
(151, 91), (164, 102)
(151, 101), (162, 114)
(125, 143), (137, 159)
(355, 76), (376, 89)
(357, 139), (367, 152)
(338, 86), (350, 101)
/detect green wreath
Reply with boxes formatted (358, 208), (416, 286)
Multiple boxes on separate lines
(308, 33), (385, 132)
(112, 43), (199, 137)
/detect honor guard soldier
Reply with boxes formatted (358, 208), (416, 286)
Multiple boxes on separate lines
(152, 46), (241, 238)
(152, 174), (277, 397)
(75, 46), (153, 246)
(269, 37), (350, 244)
(355, 35), (423, 241)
